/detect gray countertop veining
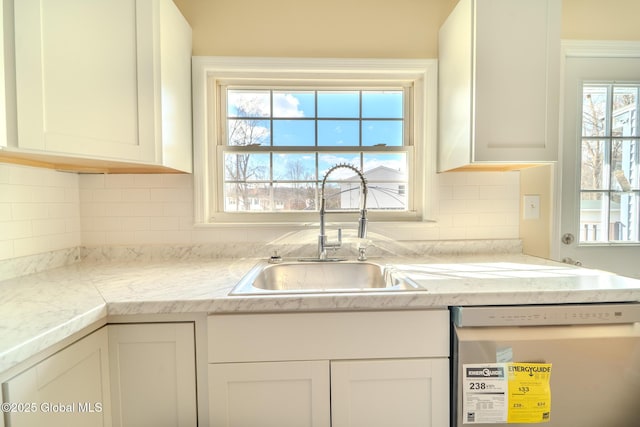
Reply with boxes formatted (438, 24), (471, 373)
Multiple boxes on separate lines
(2, 249), (640, 375)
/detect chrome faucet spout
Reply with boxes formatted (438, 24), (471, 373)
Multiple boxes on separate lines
(318, 164), (368, 261)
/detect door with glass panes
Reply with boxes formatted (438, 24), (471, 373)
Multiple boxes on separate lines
(557, 46), (640, 278)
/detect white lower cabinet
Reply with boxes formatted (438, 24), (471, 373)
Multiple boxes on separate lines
(208, 310), (451, 427)
(209, 360), (331, 427)
(2, 327), (111, 427)
(108, 322), (197, 427)
(209, 358), (449, 427)
(331, 358), (449, 427)
(2, 322), (198, 427)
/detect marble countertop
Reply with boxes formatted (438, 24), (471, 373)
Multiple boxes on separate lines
(2, 251), (640, 375)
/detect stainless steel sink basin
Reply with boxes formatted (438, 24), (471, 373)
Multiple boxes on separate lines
(230, 260), (425, 295)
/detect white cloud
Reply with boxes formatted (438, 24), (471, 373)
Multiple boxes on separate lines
(273, 93), (305, 117)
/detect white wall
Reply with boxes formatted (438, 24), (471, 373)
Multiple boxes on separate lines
(0, 163), (80, 261)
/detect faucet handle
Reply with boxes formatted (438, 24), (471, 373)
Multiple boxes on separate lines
(323, 227), (342, 251)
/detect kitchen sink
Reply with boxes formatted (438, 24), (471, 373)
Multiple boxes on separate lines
(230, 260), (425, 295)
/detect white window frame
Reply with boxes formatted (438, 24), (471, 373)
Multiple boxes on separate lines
(192, 57), (437, 226)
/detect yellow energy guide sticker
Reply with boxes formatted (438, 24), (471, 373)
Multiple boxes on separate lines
(462, 363), (552, 424)
(507, 363), (552, 423)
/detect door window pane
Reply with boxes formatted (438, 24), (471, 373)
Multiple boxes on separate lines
(579, 84), (640, 243)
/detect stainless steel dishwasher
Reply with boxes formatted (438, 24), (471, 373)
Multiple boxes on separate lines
(452, 303), (640, 426)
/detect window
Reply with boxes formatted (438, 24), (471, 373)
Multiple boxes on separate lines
(579, 83), (640, 243)
(222, 88), (409, 213)
(192, 58), (436, 224)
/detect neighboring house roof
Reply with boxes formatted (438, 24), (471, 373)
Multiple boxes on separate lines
(342, 165), (405, 182)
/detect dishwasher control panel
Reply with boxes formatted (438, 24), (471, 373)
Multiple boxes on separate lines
(452, 303), (640, 327)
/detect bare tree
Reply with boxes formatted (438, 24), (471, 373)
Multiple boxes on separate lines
(225, 98), (269, 210)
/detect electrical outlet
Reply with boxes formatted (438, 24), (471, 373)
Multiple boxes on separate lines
(523, 195), (540, 220)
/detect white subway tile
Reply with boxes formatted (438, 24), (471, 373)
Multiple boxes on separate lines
(437, 172), (469, 186)
(0, 203), (11, 222)
(120, 217), (150, 231)
(149, 216), (181, 230)
(437, 199), (469, 214)
(65, 187), (80, 204)
(81, 231), (106, 246)
(0, 240), (14, 260)
(162, 174), (193, 188)
(121, 189), (151, 202)
(437, 185), (453, 201)
(453, 213), (480, 227)
(438, 226), (469, 240)
(82, 217), (122, 232)
(79, 173), (106, 189)
(91, 188), (122, 202)
(478, 185), (506, 200)
(32, 218), (67, 236)
(80, 202), (111, 218)
(472, 171), (519, 186)
(79, 189), (93, 202)
(0, 165), (10, 184)
(104, 174), (136, 188)
(0, 220), (32, 239)
(49, 203), (80, 219)
(452, 185), (479, 200)
(190, 227), (248, 243)
(150, 188), (192, 202)
(133, 175), (166, 188)
(9, 164), (50, 186)
(11, 203), (49, 220)
(105, 231), (135, 245)
(66, 218), (82, 233)
(104, 203), (134, 217)
(163, 202), (193, 218)
(49, 232), (81, 251)
(134, 229), (192, 244)
(32, 186), (66, 203)
(13, 236), (50, 257)
(466, 225), (519, 240)
(0, 184), (33, 203)
(126, 202), (162, 217)
(179, 216), (195, 230)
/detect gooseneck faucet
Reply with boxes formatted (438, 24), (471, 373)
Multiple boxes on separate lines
(318, 164), (368, 261)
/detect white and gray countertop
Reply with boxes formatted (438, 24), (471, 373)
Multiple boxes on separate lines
(2, 248), (640, 375)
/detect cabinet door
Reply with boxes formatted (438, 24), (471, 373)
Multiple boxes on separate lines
(2, 327), (111, 427)
(473, 0), (560, 163)
(331, 358), (449, 427)
(209, 360), (331, 427)
(13, 0), (154, 162)
(108, 323), (197, 427)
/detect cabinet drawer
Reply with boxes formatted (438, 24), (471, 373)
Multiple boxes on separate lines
(208, 310), (449, 363)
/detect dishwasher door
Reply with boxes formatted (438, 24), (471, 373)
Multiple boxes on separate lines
(453, 323), (640, 427)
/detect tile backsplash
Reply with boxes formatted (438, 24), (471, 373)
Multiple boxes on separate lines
(0, 162), (519, 262)
(0, 163), (80, 261)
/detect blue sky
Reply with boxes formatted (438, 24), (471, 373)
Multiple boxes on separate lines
(225, 89), (407, 182)
(228, 89), (404, 147)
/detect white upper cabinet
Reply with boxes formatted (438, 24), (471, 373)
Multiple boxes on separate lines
(4, 0), (192, 172)
(438, 0), (561, 171)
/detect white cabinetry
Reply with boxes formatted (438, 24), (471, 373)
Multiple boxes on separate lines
(2, 0), (192, 173)
(209, 360), (331, 427)
(2, 327), (111, 427)
(108, 322), (197, 427)
(331, 358), (449, 427)
(438, 0), (561, 171)
(208, 310), (450, 427)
